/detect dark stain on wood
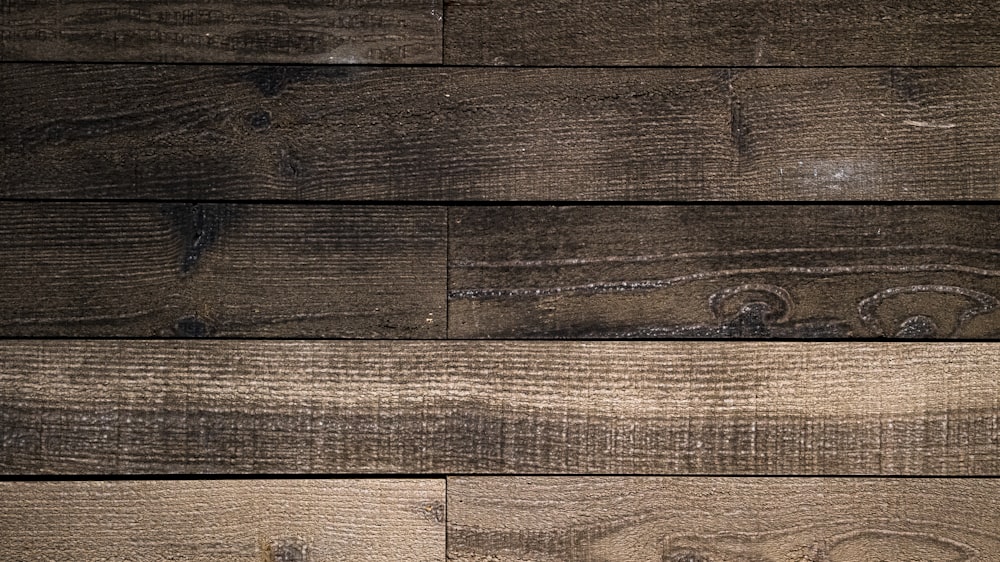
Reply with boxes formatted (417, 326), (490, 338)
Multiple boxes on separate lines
(0, 0), (442, 64)
(444, 0), (1000, 66)
(6, 66), (1000, 200)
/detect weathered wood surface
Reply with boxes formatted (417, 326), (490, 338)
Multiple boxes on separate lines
(5, 65), (1000, 200)
(450, 205), (1000, 339)
(444, 0), (1000, 66)
(0, 0), (442, 63)
(2, 341), (997, 474)
(448, 477), (1000, 561)
(0, 480), (445, 561)
(0, 203), (445, 337)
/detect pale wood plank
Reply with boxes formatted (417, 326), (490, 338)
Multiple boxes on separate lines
(448, 477), (1000, 561)
(2, 341), (997, 474)
(0, 479), (445, 561)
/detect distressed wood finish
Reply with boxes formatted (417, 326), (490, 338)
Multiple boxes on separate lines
(450, 205), (1000, 339)
(0, 203), (445, 337)
(0, 480), (445, 561)
(444, 0), (1000, 66)
(0, 0), (442, 63)
(5, 66), (1000, 200)
(448, 477), (1000, 561)
(2, 341), (997, 474)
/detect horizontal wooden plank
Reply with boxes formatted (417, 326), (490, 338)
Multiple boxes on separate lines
(0, 480), (445, 561)
(5, 66), (1000, 200)
(450, 205), (1000, 339)
(448, 477), (1000, 561)
(0, 203), (445, 337)
(444, 0), (1000, 66)
(2, 341), (997, 474)
(1, 0), (441, 63)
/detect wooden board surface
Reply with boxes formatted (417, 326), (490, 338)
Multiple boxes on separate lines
(448, 477), (1000, 561)
(0, 203), (445, 337)
(0, 480), (445, 561)
(450, 205), (1000, 339)
(5, 66), (1000, 200)
(1, 0), (442, 63)
(444, 0), (1000, 66)
(2, 340), (997, 474)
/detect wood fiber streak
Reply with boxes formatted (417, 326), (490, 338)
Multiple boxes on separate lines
(448, 477), (1000, 562)
(444, 0), (1000, 66)
(450, 205), (1000, 339)
(2, 341), (997, 474)
(0, 480), (445, 561)
(0, 203), (445, 337)
(6, 66), (998, 200)
(0, 0), (442, 63)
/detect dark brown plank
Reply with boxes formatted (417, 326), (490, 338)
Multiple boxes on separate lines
(1, 0), (441, 63)
(6, 66), (1000, 201)
(0, 480), (445, 561)
(444, 0), (1000, 66)
(2, 341), (997, 474)
(0, 203), (445, 337)
(449, 477), (1000, 561)
(450, 206), (1000, 339)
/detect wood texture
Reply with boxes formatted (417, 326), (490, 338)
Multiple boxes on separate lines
(2, 341), (997, 474)
(0, 0), (442, 63)
(0, 203), (445, 337)
(444, 0), (1000, 66)
(448, 477), (1000, 561)
(0, 480), (445, 561)
(450, 205), (1000, 339)
(6, 66), (1000, 200)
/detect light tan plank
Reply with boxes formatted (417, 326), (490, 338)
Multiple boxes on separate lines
(2, 341), (997, 474)
(0, 479), (445, 561)
(449, 477), (1000, 561)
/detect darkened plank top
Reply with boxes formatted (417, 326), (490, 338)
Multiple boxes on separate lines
(0, 203), (445, 337)
(450, 205), (1000, 339)
(0, 480), (445, 561)
(0, 0), (442, 63)
(5, 65), (1000, 200)
(2, 341), (997, 474)
(449, 477), (1000, 561)
(444, 0), (1000, 66)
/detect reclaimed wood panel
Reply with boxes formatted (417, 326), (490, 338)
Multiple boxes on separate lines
(6, 66), (1000, 201)
(450, 205), (1000, 339)
(444, 0), (1000, 66)
(0, 203), (445, 337)
(448, 477), (1000, 561)
(0, 480), (445, 561)
(2, 341), (997, 474)
(0, 0), (442, 63)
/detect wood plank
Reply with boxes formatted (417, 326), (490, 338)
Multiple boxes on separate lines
(444, 0), (1000, 66)
(0, 203), (445, 337)
(448, 477), (1000, 561)
(6, 66), (1000, 201)
(0, 480), (445, 561)
(450, 205), (1000, 339)
(2, 341), (997, 474)
(1, 0), (441, 63)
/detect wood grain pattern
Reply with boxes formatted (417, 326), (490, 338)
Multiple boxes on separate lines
(1, 0), (441, 63)
(2, 341), (997, 474)
(6, 66), (1000, 200)
(0, 203), (445, 337)
(448, 477), (1000, 561)
(0, 480), (445, 561)
(444, 0), (1000, 66)
(450, 205), (1000, 339)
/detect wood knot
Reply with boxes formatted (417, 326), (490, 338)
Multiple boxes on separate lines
(263, 538), (309, 562)
(662, 549), (710, 562)
(416, 500), (446, 524)
(173, 316), (213, 337)
(249, 110), (272, 131)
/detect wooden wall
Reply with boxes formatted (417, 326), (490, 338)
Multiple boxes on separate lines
(2, 1), (998, 559)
